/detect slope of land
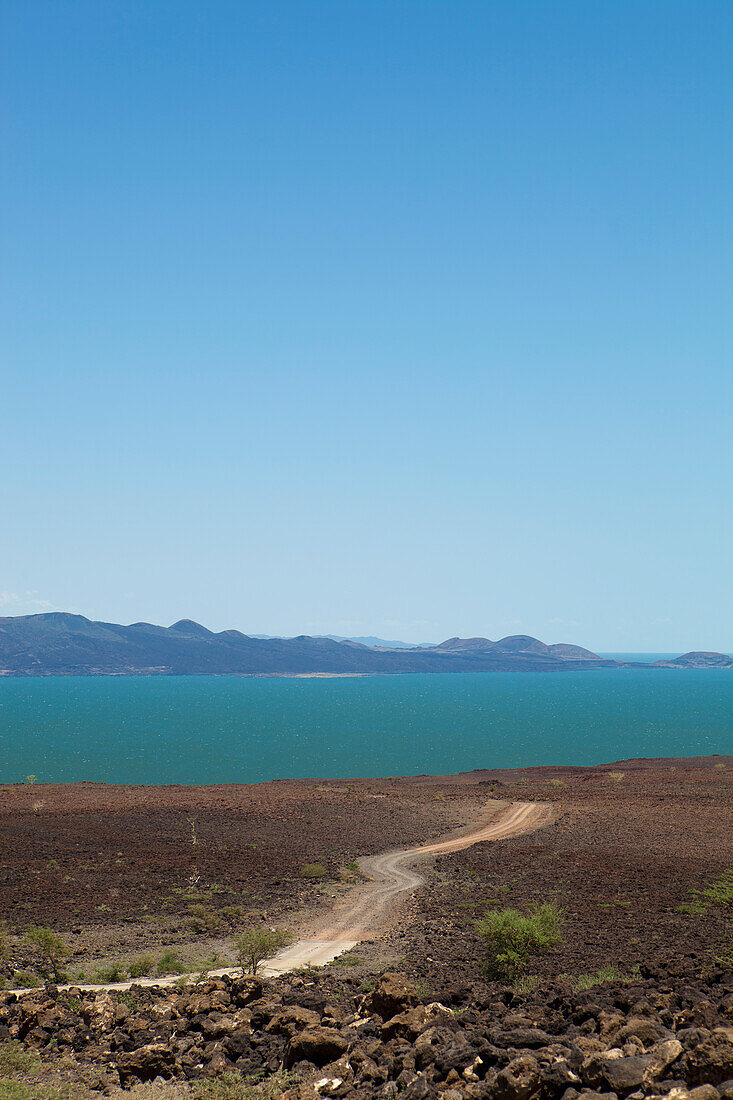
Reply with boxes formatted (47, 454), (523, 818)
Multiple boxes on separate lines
(1, 612), (729, 675)
(0, 758), (731, 1099)
(0, 756), (730, 988)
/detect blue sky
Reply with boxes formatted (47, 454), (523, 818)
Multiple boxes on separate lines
(2, 1), (731, 651)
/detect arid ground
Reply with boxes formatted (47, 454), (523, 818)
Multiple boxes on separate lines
(1, 755), (731, 990)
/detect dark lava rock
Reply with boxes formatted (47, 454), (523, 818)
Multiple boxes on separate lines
(495, 1028), (555, 1049)
(363, 972), (419, 1021)
(492, 1053), (542, 1100)
(285, 1025), (349, 1068)
(684, 1031), (733, 1086)
(116, 1042), (176, 1083)
(541, 1059), (583, 1097)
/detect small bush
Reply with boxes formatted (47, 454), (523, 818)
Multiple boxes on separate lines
(476, 902), (564, 979)
(23, 926), (70, 982)
(300, 863), (327, 880)
(11, 970), (42, 989)
(232, 928), (290, 975)
(219, 905), (249, 927)
(128, 955), (155, 979)
(92, 961), (128, 984)
(187, 904), (222, 934)
(156, 950), (184, 977)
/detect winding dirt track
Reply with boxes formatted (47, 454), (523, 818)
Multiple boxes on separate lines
(18, 800), (550, 993)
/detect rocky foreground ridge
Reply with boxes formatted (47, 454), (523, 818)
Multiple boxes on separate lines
(4, 964), (733, 1098)
(1, 612), (731, 675)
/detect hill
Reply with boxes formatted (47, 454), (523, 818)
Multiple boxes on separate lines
(0, 613), (728, 675)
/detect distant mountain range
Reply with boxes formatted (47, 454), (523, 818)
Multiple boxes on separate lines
(0, 613), (730, 676)
(252, 634), (437, 649)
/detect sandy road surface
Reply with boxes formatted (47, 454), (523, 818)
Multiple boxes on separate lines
(17, 800), (549, 993)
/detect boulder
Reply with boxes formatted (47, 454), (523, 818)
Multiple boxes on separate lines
(684, 1032), (733, 1087)
(582, 1051), (652, 1094)
(116, 1042), (176, 1083)
(266, 1005), (321, 1037)
(541, 1059), (582, 1097)
(285, 1026), (349, 1068)
(643, 1040), (684, 1084)
(383, 1004), (454, 1041)
(363, 973), (419, 1020)
(495, 1028), (554, 1049)
(613, 1017), (671, 1047)
(688, 1088), (722, 1100)
(492, 1054), (541, 1100)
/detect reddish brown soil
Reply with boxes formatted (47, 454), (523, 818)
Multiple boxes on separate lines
(0, 777), (481, 931)
(0, 756), (730, 988)
(397, 756), (733, 991)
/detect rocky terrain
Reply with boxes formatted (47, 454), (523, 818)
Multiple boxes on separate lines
(2, 964), (733, 1098)
(0, 757), (731, 1097)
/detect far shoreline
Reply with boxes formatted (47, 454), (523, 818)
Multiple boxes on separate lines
(1, 753), (730, 791)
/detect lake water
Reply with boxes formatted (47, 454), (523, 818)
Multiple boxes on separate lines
(0, 670), (731, 785)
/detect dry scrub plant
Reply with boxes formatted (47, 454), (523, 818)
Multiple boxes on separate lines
(476, 902), (564, 979)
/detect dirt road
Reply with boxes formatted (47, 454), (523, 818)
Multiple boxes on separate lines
(17, 800), (549, 992)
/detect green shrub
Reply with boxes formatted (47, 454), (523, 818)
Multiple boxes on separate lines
(476, 902), (564, 979)
(128, 955), (154, 979)
(156, 950), (184, 977)
(92, 961), (128, 984)
(187, 903), (222, 934)
(232, 928), (290, 975)
(11, 970), (43, 989)
(23, 926), (70, 982)
(300, 863), (327, 879)
(330, 953), (362, 967)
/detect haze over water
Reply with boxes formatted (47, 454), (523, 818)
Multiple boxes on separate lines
(1, 671), (731, 786)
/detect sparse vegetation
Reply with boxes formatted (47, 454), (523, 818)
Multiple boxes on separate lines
(232, 928), (290, 975)
(476, 901), (564, 979)
(12, 969), (43, 989)
(23, 926), (71, 982)
(92, 961), (128, 984)
(128, 955), (155, 979)
(192, 1070), (298, 1099)
(557, 964), (639, 991)
(0, 1043), (41, 1076)
(156, 950), (184, 977)
(330, 953), (362, 967)
(693, 869), (733, 911)
(300, 862), (327, 879)
(512, 974), (541, 993)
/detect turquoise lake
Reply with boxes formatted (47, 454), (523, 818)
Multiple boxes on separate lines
(0, 670), (731, 785)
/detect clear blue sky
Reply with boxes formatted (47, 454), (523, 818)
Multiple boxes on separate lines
(2, 1), (731, 652)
